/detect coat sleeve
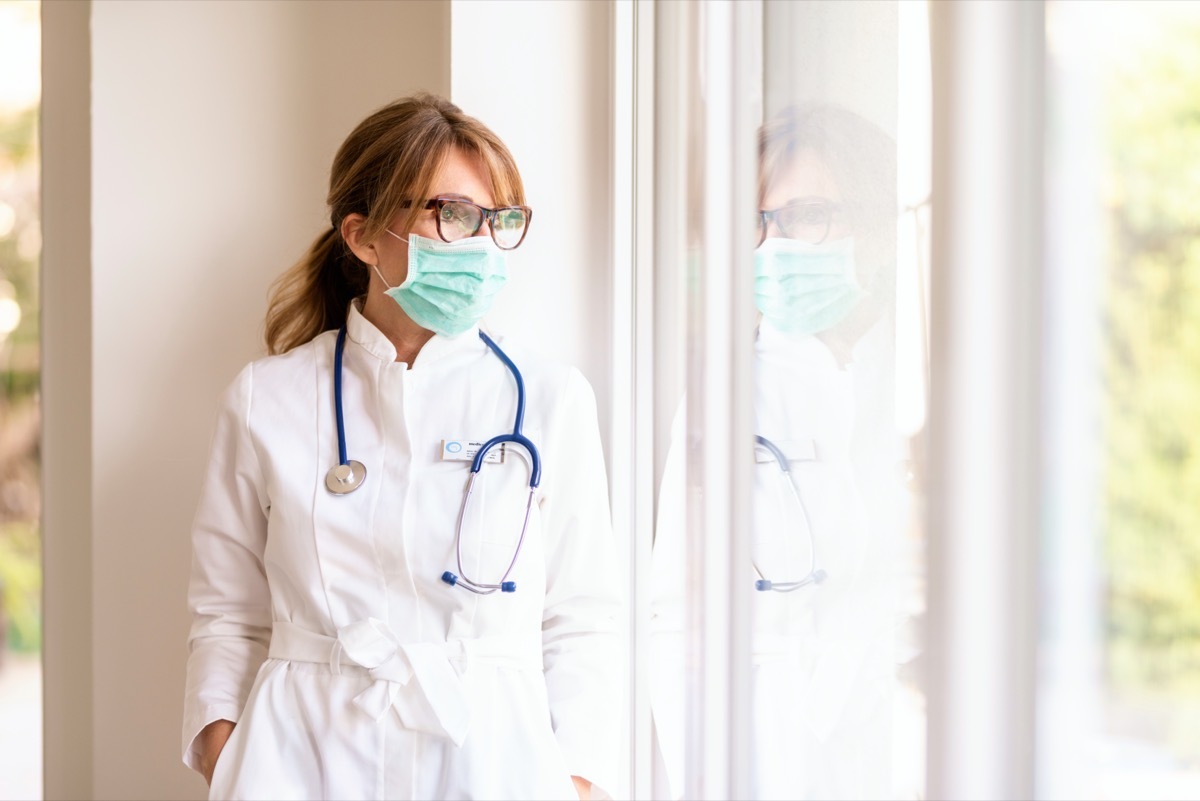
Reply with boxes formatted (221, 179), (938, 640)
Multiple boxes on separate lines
(539, 368), (623, 798)
(180, 362), (271, 774)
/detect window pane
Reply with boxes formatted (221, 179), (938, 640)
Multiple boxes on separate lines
(750, 2), (927, 798)
(0, 1), (42, 799)
(1041, 2), (1200, 798)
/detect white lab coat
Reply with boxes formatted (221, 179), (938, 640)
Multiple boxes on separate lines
(649, 318), (905, 800)
(182, 301), (621, 800)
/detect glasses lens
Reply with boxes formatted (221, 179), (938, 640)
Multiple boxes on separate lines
(436, 200), (483, 241)
(491, 207), (529, 249)
(777, 202), (833, 244)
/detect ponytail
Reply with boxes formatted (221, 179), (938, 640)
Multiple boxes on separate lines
(264, 227), (368, 355)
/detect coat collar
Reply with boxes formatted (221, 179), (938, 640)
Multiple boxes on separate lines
(756, 319), (843, 372)
(344, 299), (485, 368)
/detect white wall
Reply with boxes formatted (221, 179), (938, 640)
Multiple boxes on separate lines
(764, 0), (898, 138)
(450, 0), (614, 451)
(47, 2), (451, 798)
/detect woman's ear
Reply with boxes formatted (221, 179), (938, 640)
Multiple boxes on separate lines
(340, 214), (375, 265)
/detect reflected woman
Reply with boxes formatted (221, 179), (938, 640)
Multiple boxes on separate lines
(650, 103), (904, 800)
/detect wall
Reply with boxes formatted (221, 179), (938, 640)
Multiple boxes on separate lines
(450, 0), (614, 452)
(763, 0), (898, 138)
(46, 2), (451, 798)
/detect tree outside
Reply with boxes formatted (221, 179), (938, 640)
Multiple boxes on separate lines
(1099, 0), (1200, 773)
(0, 0), (40, 662)
(0, 2), (42, 800)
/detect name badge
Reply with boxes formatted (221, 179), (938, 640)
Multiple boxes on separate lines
(441, 439), (505, 464)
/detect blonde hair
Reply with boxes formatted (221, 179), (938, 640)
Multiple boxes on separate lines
(264, 93), (526, 354)
(757, 103), (896, 233)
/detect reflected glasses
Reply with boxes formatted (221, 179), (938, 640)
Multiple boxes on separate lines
(757, 199), (840, 246)
(402, 196), (533, 250)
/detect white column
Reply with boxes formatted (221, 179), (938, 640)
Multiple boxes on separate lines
(659, 1), (761, 797)
(611, 0), (658, 796)
(927, 2), (1044, 799)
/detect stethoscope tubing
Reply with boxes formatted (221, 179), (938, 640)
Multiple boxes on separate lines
(445, 330), (541, 594)
(753, 434), (827, 592)
(473, 331), (541, 487)
(326, 324), (543, 595)
(334, 327), (350, 466)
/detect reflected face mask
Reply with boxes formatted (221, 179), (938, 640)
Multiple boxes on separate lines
(374, 231), (509, 337)
(753, 236), (866, 335)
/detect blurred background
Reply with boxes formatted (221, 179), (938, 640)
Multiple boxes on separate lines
(0, 2), (41, 800)
(1039, 2), (1200, 797)
(5, 0), (1200, 799)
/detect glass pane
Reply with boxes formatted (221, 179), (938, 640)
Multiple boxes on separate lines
(645, 3), (929, 797)
(0, 1), (42, 799)
(750, 1), (927, 798)
(1041, 2), (1200, 798)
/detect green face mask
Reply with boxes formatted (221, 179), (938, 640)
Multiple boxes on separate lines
(375, 231), (509, 337)
(754, 236), (866, 335)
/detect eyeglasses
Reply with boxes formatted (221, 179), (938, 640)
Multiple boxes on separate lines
(402, 196), (533, 250)
(757, 199), (841, 246)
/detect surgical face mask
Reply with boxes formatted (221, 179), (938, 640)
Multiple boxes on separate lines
(753, 236), (866, 336)
(373, 231), (508, 337)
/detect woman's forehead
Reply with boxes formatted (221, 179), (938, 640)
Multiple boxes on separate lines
(427, 146), (496, 205)
(762, 147), (841, 208)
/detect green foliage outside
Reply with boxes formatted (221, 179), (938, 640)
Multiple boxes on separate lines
(0, 106), (40, 352)
(0, 521), (39, 651)
(0, 2), (41, 657)
(1101, 11), (1200, 714)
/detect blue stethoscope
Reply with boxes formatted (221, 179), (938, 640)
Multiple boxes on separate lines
(325, 326), (542, 595)
(752, 434), (828, 592)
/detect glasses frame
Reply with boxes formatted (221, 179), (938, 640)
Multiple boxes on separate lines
(401, 196), (534, 251)
(756, 198), (841, 246)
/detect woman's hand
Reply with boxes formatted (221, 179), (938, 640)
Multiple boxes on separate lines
(571, 775), (592, 801)
(198, 719), (236, 787)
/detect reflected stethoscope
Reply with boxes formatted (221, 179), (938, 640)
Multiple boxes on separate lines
(752, 434), (828, 592)
(325, 326), (541, 595)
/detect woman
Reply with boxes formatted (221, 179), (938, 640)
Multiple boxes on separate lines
(650, 103), (905, 800)
(181, 93), (620, 801)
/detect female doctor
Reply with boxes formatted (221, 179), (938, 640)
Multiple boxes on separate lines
(182, 93), (620, 801)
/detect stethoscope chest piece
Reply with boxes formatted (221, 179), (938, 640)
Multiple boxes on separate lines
(325, 460), (366, 494)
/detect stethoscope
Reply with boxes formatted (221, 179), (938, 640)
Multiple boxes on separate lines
(752, 434), (828, 592)
(325, 326), (541, 595)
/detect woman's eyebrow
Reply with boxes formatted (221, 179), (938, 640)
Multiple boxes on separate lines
(781, 195), (835, 206)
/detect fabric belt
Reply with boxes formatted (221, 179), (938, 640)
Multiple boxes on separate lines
(268, 618), (542, 746)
